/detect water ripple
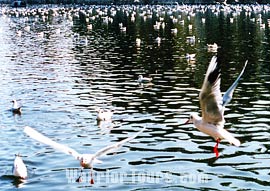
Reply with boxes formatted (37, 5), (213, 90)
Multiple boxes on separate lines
(0, 4), (270, 191)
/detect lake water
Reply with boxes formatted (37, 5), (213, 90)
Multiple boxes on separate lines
(0, 4), (269, 190)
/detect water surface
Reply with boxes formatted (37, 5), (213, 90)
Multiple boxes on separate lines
(0, 4), (269, 190)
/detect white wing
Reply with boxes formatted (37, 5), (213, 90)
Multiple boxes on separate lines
(199, 56), (223, 124)
(24, 126), (81, 160)
(88, 127), (146, 166)
(222, 60), (248, 106)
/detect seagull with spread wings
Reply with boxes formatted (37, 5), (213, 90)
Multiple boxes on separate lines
(185, 56), (247, 158)
(24, 126), (145, 183)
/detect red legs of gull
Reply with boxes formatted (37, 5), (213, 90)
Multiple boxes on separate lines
(90, 169), (94, 184)
(76, 169), (83, 183)
(75, 168), (95, 184)
(213, 138), (221, 158)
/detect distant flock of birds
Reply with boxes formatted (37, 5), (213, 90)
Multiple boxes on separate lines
(1, 3), (269, 53)
(1, 3), (253, 185)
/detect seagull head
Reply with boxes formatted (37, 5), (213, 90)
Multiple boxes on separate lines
(80, 154), (93, 168)
(78, 154), (102, 169)
(185, 113), (200, 124)
(99, 109), (105, 114)
(138, 75), (143, 79)
(95, 107), (105, 114)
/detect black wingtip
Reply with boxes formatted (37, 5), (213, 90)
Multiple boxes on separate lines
(208, 63), (220, 85)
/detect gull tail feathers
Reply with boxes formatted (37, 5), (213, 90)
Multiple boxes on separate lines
(220, 129), (241, 147)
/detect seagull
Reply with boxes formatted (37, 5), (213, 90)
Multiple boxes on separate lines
(186, 53), (196, 61)
(23, 126), (145, 182)
(87, 24), (93, 30)
(136, 38), (141, 47)
(137, 75), (152, 83)
(12, 154), (27, 179)
(96, 107), (113, 121)
(186, 35), (196, 44)
(185, 56), (247, 158)
(11, 100), (22, 114)
(171, 28), (178, 35)
(155, 37), (161, 45)
(207, 43), (218, 52)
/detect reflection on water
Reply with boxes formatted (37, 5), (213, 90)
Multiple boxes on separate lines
(0, 4), (270, 190)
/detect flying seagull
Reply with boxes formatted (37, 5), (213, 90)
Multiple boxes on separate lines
(185, 56), (247, 158)
(23, 126), (145, 182)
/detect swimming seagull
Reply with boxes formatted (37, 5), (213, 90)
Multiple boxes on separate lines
(186, 53), (196, 61)
(137, 75), (152, 83)
(185, 56), (247, 158)
(155, 37), (161, 45)
(11, 100), (22, 114)
(23, 126), (145, 182)
(12, 154), (27, 179)
(96, 107), (114, 121)
(136, 38), (141, 47)
(207, 43), (218, 53)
